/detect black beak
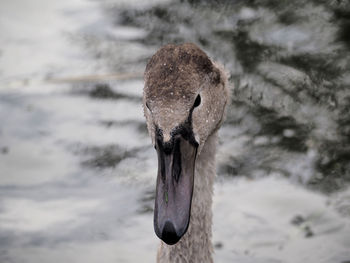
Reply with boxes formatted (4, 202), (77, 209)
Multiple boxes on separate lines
(153, 134), (197, 245)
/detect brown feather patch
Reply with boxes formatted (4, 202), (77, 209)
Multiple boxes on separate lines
(144, 43), (221, 106)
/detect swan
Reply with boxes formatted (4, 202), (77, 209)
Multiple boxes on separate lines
(143, 43), (229, 263)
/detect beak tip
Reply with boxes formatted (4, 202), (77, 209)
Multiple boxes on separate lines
(154, 220), (183, 245)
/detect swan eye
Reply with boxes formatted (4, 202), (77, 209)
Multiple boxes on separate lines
(146, 102), (151, 111)
(193, 94), (201, 108)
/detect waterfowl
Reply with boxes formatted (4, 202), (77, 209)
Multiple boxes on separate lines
(143, 43), (229, 263)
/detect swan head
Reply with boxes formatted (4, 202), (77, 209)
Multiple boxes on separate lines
(143, 43), (228, 245)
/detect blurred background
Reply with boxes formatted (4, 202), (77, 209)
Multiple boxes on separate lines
(0, 0), (350, 262)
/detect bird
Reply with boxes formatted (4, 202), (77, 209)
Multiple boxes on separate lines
(143, 43), (229, 263)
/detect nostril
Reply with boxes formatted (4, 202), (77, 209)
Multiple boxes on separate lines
(172, 138), (181, 182)
(161, 221), (181, 245)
